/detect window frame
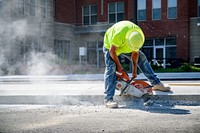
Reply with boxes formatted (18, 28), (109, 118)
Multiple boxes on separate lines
(142, 38), (177, 68)
(30, 0), (36, 16)
(0, 0), (3, 15)
(54, 40), (71, 64)
(167, 0), (177, 19)
(152, 0), (161, 20)
(137, 0), (146, 21)
(82, 5), (97, 26)
(18, 0), (25, 15)
(108, 2), (124, 23)
(40, 0), (46, 18)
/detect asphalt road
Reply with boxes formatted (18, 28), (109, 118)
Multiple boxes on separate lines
(0, 104), (200, 133)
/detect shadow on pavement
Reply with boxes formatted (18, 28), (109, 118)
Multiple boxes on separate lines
(119, 103), (191, 115)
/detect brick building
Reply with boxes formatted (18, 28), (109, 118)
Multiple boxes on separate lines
(0, 0), (199, 75)
(55, 0), (200, 68)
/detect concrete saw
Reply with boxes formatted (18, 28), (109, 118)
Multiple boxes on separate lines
(115, 70), (153, 98)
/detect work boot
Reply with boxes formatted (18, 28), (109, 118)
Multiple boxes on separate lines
(105, 99), (118, 108)
(152, 82), (171, 92)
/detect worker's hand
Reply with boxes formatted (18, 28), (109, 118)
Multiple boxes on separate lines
(116, 70), (130, 81)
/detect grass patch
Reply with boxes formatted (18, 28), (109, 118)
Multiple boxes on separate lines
(153, 63), (200, 73)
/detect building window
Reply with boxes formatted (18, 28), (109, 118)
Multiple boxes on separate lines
(167, 0), (177, 19)
(86, 41), (104, 68)
(155, 38), (164, 46)
(142, 38), (177, 68)
(83, 5), (97, 25)
(152, 0), (161, 20)
(108, 2), (124, 23)
(166, 47), (176, 58)
(143, 40), (154, 59)
(166, 38), (176, 45)
(198, 0), (200, 17)
(20, 36), (39, 61)
(0, 0), (2, 15)
(138, 0), (146, 21)
(18, 0), (25, 15)
(40, 0), (46, 18)
(30, 0), (35, 16)
(54, 40), (71, 64)
(144, 39), (153, 46)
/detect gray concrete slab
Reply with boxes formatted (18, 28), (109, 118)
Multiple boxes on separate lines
(0, 81), (200, 105)
(1, 82), (200, 96)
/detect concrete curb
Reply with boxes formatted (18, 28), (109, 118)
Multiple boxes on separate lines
(168, 83), (200, 86)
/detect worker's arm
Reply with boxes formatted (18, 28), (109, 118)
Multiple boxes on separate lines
(131, 51), (139, 79)
(109, 45), (123, 72)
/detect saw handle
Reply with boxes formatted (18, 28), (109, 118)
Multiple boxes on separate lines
(116, 70), (130, 81)
(119, 77), (135, 96)
(128, 77), (135, 83)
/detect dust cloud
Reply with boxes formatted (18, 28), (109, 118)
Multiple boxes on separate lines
(0, 18), (61, 75)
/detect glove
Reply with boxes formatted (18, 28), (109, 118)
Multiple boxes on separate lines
(116, 70), (130, 81)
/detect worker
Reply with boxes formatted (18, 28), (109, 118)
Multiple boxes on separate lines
(103, 20), (171, 108)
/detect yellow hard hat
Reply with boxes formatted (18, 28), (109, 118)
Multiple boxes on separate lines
(127, 31), (144, 51)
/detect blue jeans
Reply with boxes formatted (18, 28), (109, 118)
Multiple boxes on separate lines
(103, 46), (160, 100)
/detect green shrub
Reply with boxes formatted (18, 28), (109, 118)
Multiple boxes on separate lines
(151, 64), (159, 70)
(178, 63), (192, 72)
(153, 63), (200, 73)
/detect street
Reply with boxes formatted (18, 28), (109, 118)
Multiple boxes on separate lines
(0, 105), (200, 133)
(0, 80), (200, 133)
(0, 0), (199, 132)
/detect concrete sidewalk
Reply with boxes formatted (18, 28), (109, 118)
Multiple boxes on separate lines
(0, 72), (200, 106)
(0, 72), (200, 82)
(0, 79), (200, 106)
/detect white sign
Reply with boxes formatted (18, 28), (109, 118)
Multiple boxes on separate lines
(79, 47), (87, 56)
